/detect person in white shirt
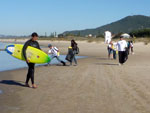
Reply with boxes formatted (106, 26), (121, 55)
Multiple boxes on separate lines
(107, 41), (113, 59)
(112, 42), (118, 60)
(48, 44), (66, 66)
(130, 41), (134, 54)
(117, 36), (128, 65)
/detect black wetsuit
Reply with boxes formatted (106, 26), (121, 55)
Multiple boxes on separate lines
(22, 39), (40, 84)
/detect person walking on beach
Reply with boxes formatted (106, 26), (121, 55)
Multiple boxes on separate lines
(117, 36), (128, 65)
(112, 42), (118, 60)
(130, 41), (134, 54)
(47, 44), (66, 66)
(107, 41), (113, 60)
(22, 32), (40, 88)
(127, 41), (131, 55)
(70, 40), (79, 66)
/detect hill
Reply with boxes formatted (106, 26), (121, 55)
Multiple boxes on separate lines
(63, 15), (150, 36)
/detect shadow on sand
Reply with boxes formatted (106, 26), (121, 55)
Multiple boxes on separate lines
(0, 80), (25, 87)
(95, 63), (119, 66)
(96, 58), (109, 60)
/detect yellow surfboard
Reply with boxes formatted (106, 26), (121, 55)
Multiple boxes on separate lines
(5, 44), (50, 64)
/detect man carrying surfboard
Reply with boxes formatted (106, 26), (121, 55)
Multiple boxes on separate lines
(22, 32), (40, 88)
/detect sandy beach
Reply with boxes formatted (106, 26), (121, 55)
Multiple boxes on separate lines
(0, 40), (150, 113)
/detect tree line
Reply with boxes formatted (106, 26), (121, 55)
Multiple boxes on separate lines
(129, 28), (150, 38)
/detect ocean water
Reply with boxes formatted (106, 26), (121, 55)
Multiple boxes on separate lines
(0, 42), (85, 72)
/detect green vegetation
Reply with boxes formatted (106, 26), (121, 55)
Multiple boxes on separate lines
(38, 36), (104, 42)
(130, 28), (150, 38)
(63, 15), (150, 37)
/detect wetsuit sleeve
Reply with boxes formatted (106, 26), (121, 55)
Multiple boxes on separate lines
(22, 41), (30, 60)
(36, 42), (41, 50)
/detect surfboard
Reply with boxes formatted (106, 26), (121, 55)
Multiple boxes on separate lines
(5, 44), (50, 64)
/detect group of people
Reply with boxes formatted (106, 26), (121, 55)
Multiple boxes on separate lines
(47, 39), (79, 66)
(107, 36), (134, 65)
(23, 32), (79, 88)
(23, 32), (134, 88)
(107, 41), (117, 60)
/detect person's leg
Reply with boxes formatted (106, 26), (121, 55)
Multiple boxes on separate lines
(110, 53), (113, 60)
(30, 63), (35, 85)
(119, 51), (123, 64)
(48, 56), (55, 65)
(70, 54), (76, 65)
(66, 53), (72, 65)
(108, 48), (110, 59)
(25, 63), (31, 86)
(25, 63), (35, 87)
(128, 48), (130, 55)
(47, 55), (51, 65)
(56, 56), (66, 66)
(70, 55), (74, 66)
(131, 47), (134, 54)
(124, 51), (128, 63)
(118, 52), (121, 63)
(73, 51), (77, 65)
(73, 55), (77, 65)
(113, 50), (116, 59)
(30, 63), (37, 88)
(70, 61), (72, 65)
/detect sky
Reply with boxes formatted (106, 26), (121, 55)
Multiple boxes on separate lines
(0, 0), (150, 36)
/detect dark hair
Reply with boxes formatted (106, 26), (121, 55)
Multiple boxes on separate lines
(71, 39), (77, 44)
(48, 44), (52, 47)
(71, 39), (75, 42)
(120, 36), (123, 38)
(71, 39), (77, 49)
(31, 32), (38, 37)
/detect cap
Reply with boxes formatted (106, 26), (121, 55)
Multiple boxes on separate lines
(48, 44), (52, 47)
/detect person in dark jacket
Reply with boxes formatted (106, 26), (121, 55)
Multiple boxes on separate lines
(66, 46), (74, 63)
(22, 32), (40, 88)
(70, 40), (78, 66)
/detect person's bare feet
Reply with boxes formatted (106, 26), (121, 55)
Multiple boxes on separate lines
(32, 84), (37, 89)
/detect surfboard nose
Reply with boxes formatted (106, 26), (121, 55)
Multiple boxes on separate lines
(5, 45), (15, 55)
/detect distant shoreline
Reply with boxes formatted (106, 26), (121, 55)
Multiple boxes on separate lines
(0, 37), (150, 45)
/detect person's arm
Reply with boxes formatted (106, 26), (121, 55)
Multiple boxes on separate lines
(125, 41), (128, 48)
(22, 40), (30, 61)
(115, 43), (118, 51)
(54, 47), (59, 52)
(116, 42), (119, 51)
(36, 41), (41, 50)
(124, 41), (128, 51)
(48, 49), (51, 54)
(130, 43), (133, 47)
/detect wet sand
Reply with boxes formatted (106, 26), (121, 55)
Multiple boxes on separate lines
(0, 41), (150, 113)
